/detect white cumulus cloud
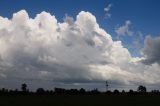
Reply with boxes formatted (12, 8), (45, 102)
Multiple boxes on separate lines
(0, 10), (159, 90)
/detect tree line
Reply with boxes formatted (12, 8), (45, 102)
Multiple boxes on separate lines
(0, 83), (160, 95)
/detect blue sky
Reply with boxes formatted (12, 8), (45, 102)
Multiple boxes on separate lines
(1, 0), (160, 56)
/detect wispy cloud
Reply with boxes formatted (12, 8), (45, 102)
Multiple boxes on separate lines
(104, 4), (112, 18)
(132, 32), (144, 49)
(115, 20), (133, 36)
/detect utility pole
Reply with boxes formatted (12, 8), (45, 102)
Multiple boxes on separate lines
(106, 81), (109, 92)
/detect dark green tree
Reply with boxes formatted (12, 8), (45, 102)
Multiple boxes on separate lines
(36, 88), (45, 94)
(137, 85), (147, 92)
(21, 83), (27, 92)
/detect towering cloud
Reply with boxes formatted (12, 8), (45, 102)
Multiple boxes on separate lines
(0, 10), (159, 90)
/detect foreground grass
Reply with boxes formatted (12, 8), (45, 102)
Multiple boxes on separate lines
(0, 95), (159, 106)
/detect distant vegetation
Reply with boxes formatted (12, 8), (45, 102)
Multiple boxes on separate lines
(0, 83), (160, 95)
(1, 83), (160, 106)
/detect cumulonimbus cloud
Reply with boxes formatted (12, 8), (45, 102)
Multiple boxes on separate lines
(0, 10), (160, 89)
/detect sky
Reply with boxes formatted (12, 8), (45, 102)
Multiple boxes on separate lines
(0, 0), (160, 91)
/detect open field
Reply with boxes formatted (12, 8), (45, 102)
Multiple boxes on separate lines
(0, 95), (159, 106)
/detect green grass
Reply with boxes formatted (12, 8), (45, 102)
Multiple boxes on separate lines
(0, 95), (159, 106)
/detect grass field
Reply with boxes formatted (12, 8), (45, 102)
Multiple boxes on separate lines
(0, 95), (159, 106)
